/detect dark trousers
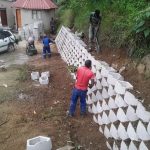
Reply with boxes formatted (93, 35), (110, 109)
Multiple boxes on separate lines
(43, 45), (51, 58)
(69, 88), (87, 116)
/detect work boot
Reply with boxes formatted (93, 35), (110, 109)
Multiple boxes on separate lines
(80, 112), (87, 117)
(43, 55), (46, 59)
(48, 53), (51, 58)
(66, 111), (74, 118)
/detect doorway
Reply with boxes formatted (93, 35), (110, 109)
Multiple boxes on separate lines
(0, 9), (8, 26)
(16, 9), (22, 28)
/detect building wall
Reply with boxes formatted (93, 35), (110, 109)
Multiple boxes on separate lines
(0, 0), (15, 27)
(20, 9), (55, 31)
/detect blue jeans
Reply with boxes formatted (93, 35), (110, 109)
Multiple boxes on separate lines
(43, 45), (51, 58)
(69, 88), (87, 116)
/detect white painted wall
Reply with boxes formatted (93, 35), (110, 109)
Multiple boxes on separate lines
(20, 9), (55, 31)
(0, 0), (15, 28)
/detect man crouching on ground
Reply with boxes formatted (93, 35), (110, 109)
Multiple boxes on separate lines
(68, 60), (96, 117)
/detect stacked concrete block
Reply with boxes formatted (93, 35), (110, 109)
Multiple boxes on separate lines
(19, 21), (44, 40)
(55, 26), (150, 150)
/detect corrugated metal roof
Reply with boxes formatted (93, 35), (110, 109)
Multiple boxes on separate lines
(12, 0), (57, 10)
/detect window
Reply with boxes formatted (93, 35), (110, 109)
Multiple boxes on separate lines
(2, 31), (11, 38)
(0, 34), (4, 40)
(32, 10), (41, 19)
(0, 31), (11, 39)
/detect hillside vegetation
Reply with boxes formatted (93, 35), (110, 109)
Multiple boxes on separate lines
(55, 0), (150, 58)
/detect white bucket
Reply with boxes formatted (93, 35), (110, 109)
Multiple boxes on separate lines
(31, 72), (39, 80)
(39, 76), (49, 85)
(41, 71), (50, 78)
(27, 136), (52, 150)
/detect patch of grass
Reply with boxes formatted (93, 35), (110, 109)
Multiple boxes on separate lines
(17, 65), (29, 82)
(58, 9), (75, 29)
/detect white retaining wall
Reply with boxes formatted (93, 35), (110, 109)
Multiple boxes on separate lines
(55, 26), (150, 150)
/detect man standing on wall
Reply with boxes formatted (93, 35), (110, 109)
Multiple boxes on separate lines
(89, 9), (102, 53)
(68, 60), (95, 117)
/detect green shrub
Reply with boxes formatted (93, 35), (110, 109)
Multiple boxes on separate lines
(130, 7), (150, 58)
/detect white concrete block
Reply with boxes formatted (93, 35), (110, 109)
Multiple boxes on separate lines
(126, 106), (139, 121)
(124, 91), (138, 106)
(93, 115), (98, 124)
(27, 136), (52, 150)
(104, 125), (112, 139)
(101, 77), (108, 87)
(136, 121), (150, 140)
(108, 85), (116, 97)
(106, 141), (112, 150)
(92, 103), (97, 114)
(98, 114), (103, 125)
(101, 67), (109, 77)
(91, 92), (97, 102)
(99, 126), (103, 134)
(108, 110), (118, 123)
(102, 99), (110, 110)
(114, 81), (133, 95)
(31, 72), (39, 80)
(118, 123), (129, 140)
(96, 80), (102, 90)
(147, 122), (150, 136)
(127, 123), (139, 141)
(107, 74), (118, 86)
(102, 112), (110, 125)
(96, 90), (103, 101)
(39, 76), (49, 85)
(108, 97), (118, 109)
(96, 70), (102, 79)
(117, 108), (129, 122)
(86, 96), (93, 105)
(120, 141), (128, 150)
(115, 94), (127, 108)
(113, 141), (119, 150)
(136, 103), (150, 122)
(88, 106), (93, 113)
(128, 141), (137, 150)
(139, 141), (149, 150)
(102, 88), (109, 99)
(110, 123), (119, 139)
(96, 101), (103, 113)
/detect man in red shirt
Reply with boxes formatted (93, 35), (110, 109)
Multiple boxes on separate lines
(68, 60), (95, 117)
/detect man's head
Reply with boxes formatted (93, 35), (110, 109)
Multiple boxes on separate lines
(85, 60), (92, 68)
(43, 33), (47, 38)
(95, 9), (100, 16)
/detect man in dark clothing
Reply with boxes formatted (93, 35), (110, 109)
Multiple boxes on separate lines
(42, 34), (53, 59)
(68, 60), (95, 117)
(50, 18), (55, 34)
(89, 9), (102, 52)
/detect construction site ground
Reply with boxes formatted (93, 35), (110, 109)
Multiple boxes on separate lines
(0, 41), (149, 150)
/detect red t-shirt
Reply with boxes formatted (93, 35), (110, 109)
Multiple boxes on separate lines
(75, 66), (95, 90)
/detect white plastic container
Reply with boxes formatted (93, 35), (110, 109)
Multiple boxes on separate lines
(27, 136), (52, 150)
(31, 72), (39, 80)
(41, 71), (50, 78)
(39, 76), (49, 85)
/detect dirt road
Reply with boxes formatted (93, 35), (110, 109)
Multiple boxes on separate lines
(0, 43), (107, 150)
